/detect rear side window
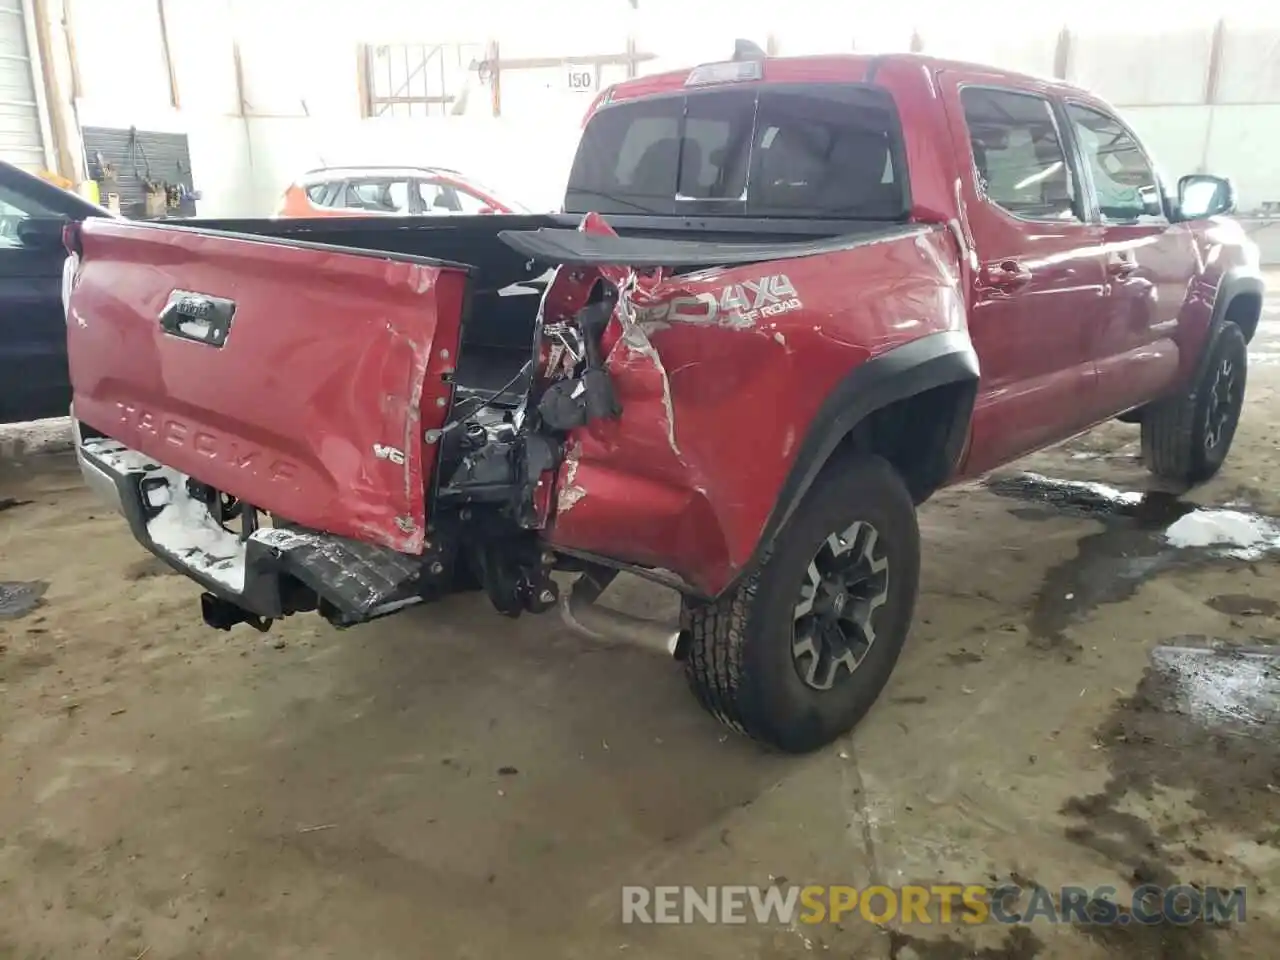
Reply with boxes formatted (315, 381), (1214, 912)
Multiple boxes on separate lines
(305, 182), (331, 205)
(960, 88), (1077, 222)
(566, 83), (907, 219)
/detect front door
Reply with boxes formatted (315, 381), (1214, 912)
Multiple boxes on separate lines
(0, 184), (72, 423)
(939, 80), (1109, 476)
(1062, 102), (1193, 418)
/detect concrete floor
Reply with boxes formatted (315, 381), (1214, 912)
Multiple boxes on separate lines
(3, 307), (1280, 959)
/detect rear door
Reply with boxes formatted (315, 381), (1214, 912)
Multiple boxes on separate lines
(67, 218), (470, 553)
(939, 78), (1109, 475)
(1061, 101), (1191, 415)
(417, 179), (463, 215)
(341, 178), (415, 216)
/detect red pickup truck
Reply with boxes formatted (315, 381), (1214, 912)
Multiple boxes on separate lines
(65, 52), (1262, 753)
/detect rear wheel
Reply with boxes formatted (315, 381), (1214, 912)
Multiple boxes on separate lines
(682, 456), (920, 753)
(1141, 322), (1247, 485)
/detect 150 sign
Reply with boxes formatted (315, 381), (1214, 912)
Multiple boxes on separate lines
(565, 66), (596, 93)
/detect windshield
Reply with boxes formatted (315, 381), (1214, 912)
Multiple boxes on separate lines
(565, 82), (907, 219)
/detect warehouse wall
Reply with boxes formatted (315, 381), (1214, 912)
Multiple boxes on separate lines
(41, 0), (254, 215)
(33, 0), (1280, 227)
(242, 116), (580, 215)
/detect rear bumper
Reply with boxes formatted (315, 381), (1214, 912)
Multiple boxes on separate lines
(74, 422), (423, 625)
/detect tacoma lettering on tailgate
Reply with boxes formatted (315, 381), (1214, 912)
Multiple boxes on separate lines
(116, 403), (299, 485)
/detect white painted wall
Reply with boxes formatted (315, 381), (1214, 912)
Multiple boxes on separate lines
(30, 0), (1280, 224)
(243, 116), (581, 215)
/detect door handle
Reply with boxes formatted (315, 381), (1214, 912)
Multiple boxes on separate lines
(982, 260), (1033, 291)
(1108, 255), (1139, 278)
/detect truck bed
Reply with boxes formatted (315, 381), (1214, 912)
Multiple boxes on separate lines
(173, 213), (908, 403)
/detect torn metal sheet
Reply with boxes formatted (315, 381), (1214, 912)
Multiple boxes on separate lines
(557, 444), (588, 513)
(541, 212), (966, 596)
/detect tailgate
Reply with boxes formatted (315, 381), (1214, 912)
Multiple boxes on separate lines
(66, 218), (469, 553)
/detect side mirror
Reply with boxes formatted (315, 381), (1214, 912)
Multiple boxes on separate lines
(1178, 174), (1235, 220)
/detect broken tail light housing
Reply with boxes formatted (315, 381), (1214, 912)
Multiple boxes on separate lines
(61, 220), (81, 256)
(61, 223), (82, 319)
(580, 85), (616, 128)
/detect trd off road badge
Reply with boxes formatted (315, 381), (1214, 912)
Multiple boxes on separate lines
(717, 274), (803, 323)
(639, 274), (803, 328)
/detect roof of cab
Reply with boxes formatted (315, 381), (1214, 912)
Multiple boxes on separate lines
(600, 52), (1084, 106)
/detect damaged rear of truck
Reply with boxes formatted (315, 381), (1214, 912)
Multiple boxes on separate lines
(66, 54), (980, 752)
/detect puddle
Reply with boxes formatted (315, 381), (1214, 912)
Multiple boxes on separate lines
(1150, 642), (1280, 729)
(985, 473), (1280, 648)
(1073, 639), (1279, 828)
(1060, 643), (1279, 957)
(1206, 594), (1280, 617)
(0, 581), (49, 621)
(985, 473), (1194, 526)
(887, 927), (1042, 960)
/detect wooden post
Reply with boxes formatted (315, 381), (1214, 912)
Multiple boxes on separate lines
(231, 39), (247, 117)
(30, 0), (78, 180)
(156, 0), (179, 108)
(1204, 18), (1225, 105)
(487, 40), (501, 118)
(62, 0), (82, 99)
(1053, 26), (1071, 80)
(356, 44), (371, 118)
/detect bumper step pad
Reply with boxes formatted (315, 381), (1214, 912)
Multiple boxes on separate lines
(256, 528), (422, 623)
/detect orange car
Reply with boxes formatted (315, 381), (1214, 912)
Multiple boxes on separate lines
(274, 165), (528, 218)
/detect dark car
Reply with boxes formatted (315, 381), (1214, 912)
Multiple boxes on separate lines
(0, 160), (110, 423)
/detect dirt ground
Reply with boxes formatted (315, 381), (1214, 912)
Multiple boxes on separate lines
(3, 306), (1280, 959)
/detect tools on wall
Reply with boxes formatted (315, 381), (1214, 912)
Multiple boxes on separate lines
(84, 126), (201, 219)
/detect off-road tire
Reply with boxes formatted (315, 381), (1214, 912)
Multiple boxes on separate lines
(1141, 322), (1247, 485)
(682, 456), (920, 753)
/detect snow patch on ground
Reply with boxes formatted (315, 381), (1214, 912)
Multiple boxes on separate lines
(0, 417), (73, 460)
(1164, 509), (1280, 559)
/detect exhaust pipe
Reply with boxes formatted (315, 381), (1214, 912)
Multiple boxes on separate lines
(560, 568), (684, 657)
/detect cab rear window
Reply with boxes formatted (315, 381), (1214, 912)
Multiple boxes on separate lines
(565, 83), (907, 219)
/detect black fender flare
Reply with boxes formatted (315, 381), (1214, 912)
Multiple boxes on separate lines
(1211, 266), (1265, 343)
(1122, 266), (1262, 419)
(726, 330), (979, 595)
(1179, 266), (1265, 397)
